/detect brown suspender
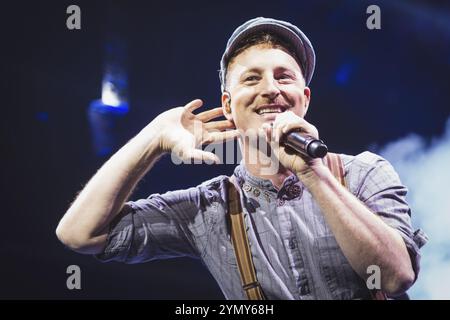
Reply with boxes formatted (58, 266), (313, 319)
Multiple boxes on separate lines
(324, 152), (347, 188)
(228, 176), (266, 300)
(228, 153), (386, 300)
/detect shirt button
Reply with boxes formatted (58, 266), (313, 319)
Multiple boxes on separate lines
(243, 183), (252, 193)
(288, 239), (297, 249)
(301, 283), (310, 295)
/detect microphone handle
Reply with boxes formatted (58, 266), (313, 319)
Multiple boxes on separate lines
(283, 132), (328, 158)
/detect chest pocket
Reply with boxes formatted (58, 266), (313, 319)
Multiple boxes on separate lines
(211, 215), (238, 266)
(315, 235), (370, 300)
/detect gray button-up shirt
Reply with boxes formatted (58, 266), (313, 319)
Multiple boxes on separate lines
(95, 151), (427, 299)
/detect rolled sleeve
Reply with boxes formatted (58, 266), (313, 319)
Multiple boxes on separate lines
(95, 188), (205, 264)
(352, 152), (428, 280)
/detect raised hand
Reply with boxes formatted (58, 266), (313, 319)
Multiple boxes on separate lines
(151, 99), (240, 164)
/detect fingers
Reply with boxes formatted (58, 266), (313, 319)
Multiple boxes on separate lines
(183, 149), (221, 164)
(275, 122), (302, 143)
(184, 99), (204, 112)
(196, 107), (224, 122)
(272, 111), (318, 143)
(203, 130), (240, 144)
(204, 119), (235, 131)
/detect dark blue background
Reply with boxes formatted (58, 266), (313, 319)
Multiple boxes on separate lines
(1, 0), (449, 299)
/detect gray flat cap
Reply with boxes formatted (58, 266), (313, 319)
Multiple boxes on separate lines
(219, 17), (316, 92)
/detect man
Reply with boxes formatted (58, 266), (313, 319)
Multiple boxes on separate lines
(56, 17), (426, 299)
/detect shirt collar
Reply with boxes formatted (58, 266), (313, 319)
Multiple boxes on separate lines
(232, 162), (302, 195)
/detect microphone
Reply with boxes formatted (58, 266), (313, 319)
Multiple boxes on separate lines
(282, 131), (328, 158)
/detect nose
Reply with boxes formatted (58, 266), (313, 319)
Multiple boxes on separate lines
(260, 76), (280, 100)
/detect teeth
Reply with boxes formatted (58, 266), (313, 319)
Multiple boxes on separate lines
(257, 107), (284, 115)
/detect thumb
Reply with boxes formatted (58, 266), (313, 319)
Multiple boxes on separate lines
(183, 149), (221, 165)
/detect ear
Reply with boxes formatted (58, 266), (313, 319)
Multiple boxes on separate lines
(221, 91), (233, 121)
(303, 87), (311, 116)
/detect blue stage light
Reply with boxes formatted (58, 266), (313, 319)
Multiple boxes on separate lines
(35, 112), (49, 122)
(335, 62), (354, 86)
(87, 38), (129, 157)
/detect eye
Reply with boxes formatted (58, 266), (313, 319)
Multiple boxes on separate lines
(276, 73), (296, 84)
(278, 73), (294, 80)
(244, 75), (259, 82)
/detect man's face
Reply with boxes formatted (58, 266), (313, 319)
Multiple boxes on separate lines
(222, 44), (311, 134)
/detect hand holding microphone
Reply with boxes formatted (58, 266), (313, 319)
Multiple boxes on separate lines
(261, 114), (327, 175)
(265, 110), (327, 159)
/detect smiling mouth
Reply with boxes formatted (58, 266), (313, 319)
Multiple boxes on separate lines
(255, 105), (289, 115)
